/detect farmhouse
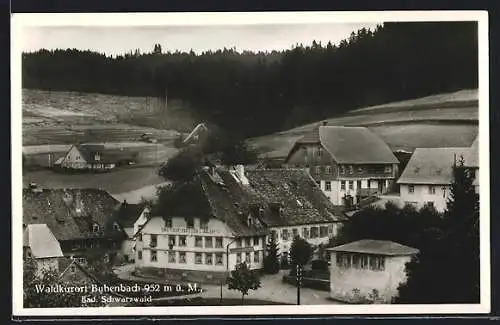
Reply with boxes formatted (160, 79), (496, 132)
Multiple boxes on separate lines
(327, 239), (419, 304)
(56, 144), (117, 171)
(23, 223), (64, 277)
(23, 185), (127, 265)
(134, 165), (345, 282)
(397, 147), (473, 212)
(285, 123), (399, 208)
(113, 201), (149, 262)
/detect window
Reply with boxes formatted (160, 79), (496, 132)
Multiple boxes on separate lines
(367, 180), (371, 188)
(215, 237), (223, 248)
(310, 227), (319, 238)
(195, 236), (203, 247)
(292, 228), (298, 238)
(150, 234), (157, 248)
(205, 253), (213, 265)
(247, 217), (253, 226)
(237, 239), (242, 248)
(428, 185), (436, 195)
(408, 185), (415, 194)
(302, 228), (310, 239)
(138, 250), (142, 260)
(340, 166), (345, 174)
(384, 165), (392, 173)
(319, 226), (328, 237)
(165, 218), (172, 228)
(245, 238), (251, 247)
(340, 180), (346, 190)
(200, 219), (209, 229)
(137, 233), (142, 242)
(369, 255), (385, 271)
(357, 166), (364, 173)
(168, 251), (176, 263)
(349, 181), (354, 190)
(315, 166), (321, 174)
(92, 223), (100, 232)
(195, 252), (202, 264)
(426, 201), (435, 208)
(281, 229), (288, 241)
(168, 235), (176, 247)
(179, 252), (186, 263)
(349, 165), (354, 174)
(236, 253), (242, 264)
(205, 237), (213, 248)
(336, 252), (351, 268)
(113, 222), (120, 231)
(245, 252), (251, 264)
(253, 237), (259, 246)
(254, 251), (260, 263)
(151, 250), (157, 262)
(70, 265), (76, 273)
(179, 236), (186, 247)
(361, 255), (369, 269)
(186, 218), (194, 228)
(325, 181), (332, 191)
(325, 166), (332, 175)
(352, 254), (361, 268)
(271, 230), (277, 240)
(317, 148), (322, 157)
(357, 180), (361, 190)
(215, 253), (223, 265)
(328, 225), (334, 235)
(316, 180), (321, 188)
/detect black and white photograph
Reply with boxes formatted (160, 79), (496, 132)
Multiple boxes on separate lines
(11, 11), (489, 316)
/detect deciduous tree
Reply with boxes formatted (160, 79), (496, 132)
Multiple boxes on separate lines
(227, 262), (261, 304)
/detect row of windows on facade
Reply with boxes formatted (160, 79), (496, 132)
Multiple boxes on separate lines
(310, 165), (392, 175)
(272, 225), (332, 241)
(71, 239), (119, 250)
(140, 234), (263, 249)
(161, 217), (208, 229)
(138, 250), (262, 265)
(335, 252), (386, 271)
(89, 222), (121, 233)
(407, 185), (445, 197)
(317, 180), (368, 192)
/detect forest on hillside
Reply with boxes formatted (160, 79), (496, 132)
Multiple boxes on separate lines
(22, 22), (478, 139)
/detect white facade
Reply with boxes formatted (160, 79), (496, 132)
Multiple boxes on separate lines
(329, 251), (413, 303)
(121, 207), (150, 262)
(60, 145), (115, 170)
(399, 183), (450, 212)
(317, 178), (392, 206)
(269, 222), (341, 260)
(135, 216), (266, 273)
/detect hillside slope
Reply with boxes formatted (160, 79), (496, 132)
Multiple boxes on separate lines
(247, 89), (479, 159)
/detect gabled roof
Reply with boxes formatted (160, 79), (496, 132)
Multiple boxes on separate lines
(464, 136), (479, 168)
(23, 224), (64, 258)
(114, 202), (147, 228)
(291, 126), (398, 164)
(23, 188), (125, 241)
(245, 169), (347, 226)
(327, 239), (419, 256)
(71, 144), (117, 164)
(151, 166), (346, 236)
(397, 147), (472, 185)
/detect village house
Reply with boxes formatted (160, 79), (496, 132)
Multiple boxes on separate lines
(327, 239), (419, 304)
(55, 144), (117, 172)
(23, 185), (127, 265)
(134, 165), (345, 282)
(285, 123), (399, 208)
(113, 201), (149, 263)
(397, 147), (474, 212)
(23, 223), (64, 277)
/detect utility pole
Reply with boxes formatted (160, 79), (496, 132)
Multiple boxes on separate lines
(296, 264), (302, 305)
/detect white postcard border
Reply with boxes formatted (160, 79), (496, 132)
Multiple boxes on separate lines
(11, 10), (490, 317)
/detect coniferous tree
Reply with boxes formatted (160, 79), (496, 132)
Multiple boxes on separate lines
(396, 156), (480, 303)
(263, 235), (280, 274)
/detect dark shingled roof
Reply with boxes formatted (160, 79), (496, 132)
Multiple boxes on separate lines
(114, 202), (146, 228)
(327, 239), (419, 256)
(155, 167), (345, 236)
(397, 147), (472, 185)
(245, 169), (346, 226)
(23, 188), (126, 241)
(294, 126), (398, 164)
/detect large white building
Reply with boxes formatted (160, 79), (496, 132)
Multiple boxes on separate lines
(134, 165), (346, 282)
(285, 124), (399, 208)
(397, 146), (475, 212)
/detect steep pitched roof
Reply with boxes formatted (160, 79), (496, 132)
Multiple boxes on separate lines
(327, 239), (419, 256)
(114, 202), (147, 228)
(23, 188), (125, 241)
(244, 169), (347, 226)
(23, 224), (64, 258)
(318, 126), (398, 164)
(464, 136), (479, 168)
(397, 147), (471, 185)
(73, 144), (117, 164)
